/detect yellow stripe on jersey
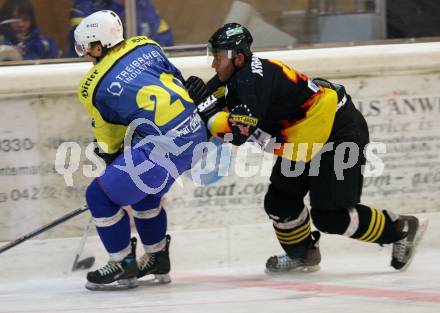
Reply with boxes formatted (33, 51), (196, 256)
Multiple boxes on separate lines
(268, 59), (304, 83)
(79, 68), (126, 153)
(77, 36), (160, 153)
(276, 87), (338, 162)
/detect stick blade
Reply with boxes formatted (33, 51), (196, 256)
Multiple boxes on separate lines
(72, 256), (95, 271)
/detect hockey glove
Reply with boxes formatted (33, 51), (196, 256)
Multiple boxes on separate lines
(93, 141), (120, 166)
(184, 76), (210, 105)
(196, 94), (221, 124)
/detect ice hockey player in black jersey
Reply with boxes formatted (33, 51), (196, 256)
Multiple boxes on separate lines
(185, 23), (428, 273)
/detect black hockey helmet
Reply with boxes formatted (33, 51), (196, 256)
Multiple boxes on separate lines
(208, 23), (253, 57)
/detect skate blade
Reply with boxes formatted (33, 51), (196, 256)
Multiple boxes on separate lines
(397, 218), (429, 272)
(138, 274), (171, 285)
(85, 278), (139, 291)
(265, 264), (320, 275)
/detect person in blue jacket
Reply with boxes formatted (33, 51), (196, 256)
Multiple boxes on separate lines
(74, 10), (205, 290)
(0, 0), (59, 60)
(68, 0), (173, 56)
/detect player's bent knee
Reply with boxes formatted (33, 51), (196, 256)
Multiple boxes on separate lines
(85, 179), (101, 207)
(310, 208), (351, 235)
(86, 179), (119, 218)
(264, 184), (305, 221)
(264, 184), (290, 219)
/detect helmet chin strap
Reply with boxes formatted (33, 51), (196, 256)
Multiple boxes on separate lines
(86, 44), (107, 64)
(230, 52), (246, 78)
(231, 57), (240, 75)
(85, 51), (101, 64)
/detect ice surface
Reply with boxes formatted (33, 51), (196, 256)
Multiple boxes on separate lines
(0, 213), (439, 313)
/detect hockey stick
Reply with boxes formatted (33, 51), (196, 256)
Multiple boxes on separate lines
(72, 217), (95, 271)
(0, 206), (89, 254)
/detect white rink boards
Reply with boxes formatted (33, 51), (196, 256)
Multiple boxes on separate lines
(1, 42), (440, 241)
(0, 41), (439, 312)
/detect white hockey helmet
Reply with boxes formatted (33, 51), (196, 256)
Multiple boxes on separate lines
(74, 10), (124, 56)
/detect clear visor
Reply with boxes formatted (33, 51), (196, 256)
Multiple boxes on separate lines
(207, 47), (233, 67)
(74, 42), (91, 57)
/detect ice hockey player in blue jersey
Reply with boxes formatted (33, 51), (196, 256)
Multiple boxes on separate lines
(74, 10), (206, 290)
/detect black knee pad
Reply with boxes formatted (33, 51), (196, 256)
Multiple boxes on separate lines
(310, 208), (351, 234)
(264, 184), (304, 221)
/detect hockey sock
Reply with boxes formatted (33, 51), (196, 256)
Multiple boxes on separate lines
(272, 207), (312, 258)
(132, 197), (168, 253)
(86, 179), (131, 260)
(346, 204), (402, 244)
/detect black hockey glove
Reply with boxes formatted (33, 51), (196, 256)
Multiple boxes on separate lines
(195, 94), (221, 124)
(184, 76), (210, 105)
(93, 141), (120, 166)
(94, 147), (120, 166)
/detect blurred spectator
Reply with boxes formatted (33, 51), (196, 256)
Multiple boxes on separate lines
(387, 0), (440, 39)
(0, 0), (59, 60)
(68, 0), (174, 56)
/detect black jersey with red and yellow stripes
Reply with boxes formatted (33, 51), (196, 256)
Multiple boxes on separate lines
(206, 55), (339, 162)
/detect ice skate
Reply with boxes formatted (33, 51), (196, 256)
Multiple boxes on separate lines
(85, 238), (139, 291)
(391, 215), (428, 271)
(265, 231), (321, 274)
(137, 234), (171, 284)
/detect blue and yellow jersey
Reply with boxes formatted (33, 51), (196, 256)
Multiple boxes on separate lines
(78, 36), (197, 154)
